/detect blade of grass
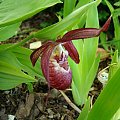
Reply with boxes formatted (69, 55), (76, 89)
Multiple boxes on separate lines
(105, 0), (120, 53)
(100, 32), (108, 50)
(63, 0), (77, 17)
(77, 98), (90, 120)
(108, 50), (119, 79)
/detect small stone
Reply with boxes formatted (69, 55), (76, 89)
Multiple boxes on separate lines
(30, 41), (41, 49)
(47, 109), (54, 119)
(8, 115), (15, 120)
(63, 105), (67, 108)
(54, 113), (60, 119)
(39, 115), (47, 120)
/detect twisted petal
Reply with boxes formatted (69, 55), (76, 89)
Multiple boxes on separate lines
(41, 42), (58, 81)
(63, 41), (80, 64)
(30, 41), (53, 66)
(57, 16), (111, 42)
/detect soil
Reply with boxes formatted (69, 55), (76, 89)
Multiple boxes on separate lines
(0, 10), (110, 120)
(0, 83), (79, 120)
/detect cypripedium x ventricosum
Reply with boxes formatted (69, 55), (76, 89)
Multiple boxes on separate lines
(30, 17), (111, 92)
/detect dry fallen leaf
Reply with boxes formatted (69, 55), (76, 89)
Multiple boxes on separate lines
(15, 93), (34, 119)
(96, 48), (110, 61)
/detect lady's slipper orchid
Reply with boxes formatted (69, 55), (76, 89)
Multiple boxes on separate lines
(30, 17), (111, 90)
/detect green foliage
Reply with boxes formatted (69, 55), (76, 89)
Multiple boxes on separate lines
(105, 0), (120, 54)
(108, 50), (119, 79)
(87, 66), (120, 120)
(63, 0), (76, 17)
(60, 0), (100, 106)
(78, 98), (90, 120)
(0, 0), (61, 41)
(0, 22), (21, 41)
(0, 44), (43, 90)
(0, 51), (35, 90)
(0, 0), (60, 89)
(0, 0), (62, 27)
(34, 0), (100, 40)
(78, 51), (120, 120)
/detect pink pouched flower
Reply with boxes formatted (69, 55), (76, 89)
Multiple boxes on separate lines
(30, 17), (111, 90)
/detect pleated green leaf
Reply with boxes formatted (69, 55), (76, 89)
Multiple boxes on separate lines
(11, 46), (43, 78)
(0, 44), (43, 78)
(113, 8), (120, 17)
(0, 22), (21, 41)
(108, 50), (119, 80)
(0, 61), (36, 90)
(0, 0), (61, 27)
(0, 44), (44, 90)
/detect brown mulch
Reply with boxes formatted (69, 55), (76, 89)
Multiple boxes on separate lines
(0, 83), (79, 120)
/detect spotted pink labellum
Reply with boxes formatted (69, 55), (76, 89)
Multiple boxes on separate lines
(30, 16), (111, 90)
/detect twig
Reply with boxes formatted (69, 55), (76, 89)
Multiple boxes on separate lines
(59, 90), (81, 113)
(98, 63), (117, 76)
(90, 95), (94, 108)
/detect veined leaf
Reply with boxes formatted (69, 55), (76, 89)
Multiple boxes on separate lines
(0, 0), (62, 27)
(0, 44), (43, 78)
(0, 22), (21, 41)
(113, 8), (120, 17)
(112, 107), (120, 120)
(0, 61), (36, 90)
(114, 1), (120, 6)
(0, 44), (45, 90)
(12, 46), (43, 78)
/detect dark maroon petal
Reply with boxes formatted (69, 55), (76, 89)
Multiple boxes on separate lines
(30, 41), (53, 66)
(41, 42), (58, 81)
(60, 28), (101, 42)
(100, 16), (111, 32)
(56, 16), (111, 43)
(63, 41), (80, 64)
